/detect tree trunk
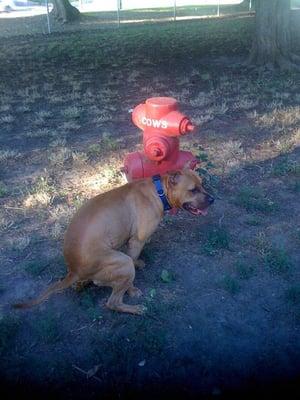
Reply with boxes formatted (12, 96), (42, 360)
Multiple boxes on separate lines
(248, 0), (300, 70)
(51, 0), (81, 23)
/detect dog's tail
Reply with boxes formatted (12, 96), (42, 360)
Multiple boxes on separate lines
(13, 272), (78, 309)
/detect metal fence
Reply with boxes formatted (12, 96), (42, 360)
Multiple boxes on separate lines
(0, 0), (299, 38)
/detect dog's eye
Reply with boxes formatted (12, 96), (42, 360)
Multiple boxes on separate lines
(190, 187), (199, 194)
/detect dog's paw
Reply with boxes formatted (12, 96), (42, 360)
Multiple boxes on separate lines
(134, 304), (147, 315)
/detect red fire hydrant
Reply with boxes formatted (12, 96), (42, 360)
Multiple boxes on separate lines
(123, 97), (198, 181)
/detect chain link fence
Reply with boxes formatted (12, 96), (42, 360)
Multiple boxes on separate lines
(0, 0), (300, 37)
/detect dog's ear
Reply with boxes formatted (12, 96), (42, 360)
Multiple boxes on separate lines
(168, 171), (182, 186)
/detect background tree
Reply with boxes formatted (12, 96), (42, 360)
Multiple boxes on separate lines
(51, 0), (81, 23)
(248, 0), (300, 70)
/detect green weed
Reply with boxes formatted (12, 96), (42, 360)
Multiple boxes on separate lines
(285, 286), (300, 305)
(0, 181), (7, 197)
(235, 186), (277, 213)
(0, 314), (20, 355)
(244, 215), (263, 226)
(285, 285), (300, 305)
(235, 260), (256, 279)
(271, 159), (300, 177)
(202, 226), (230, 256)
(264, 246), (292, 274)
(219, 275), (240, 295)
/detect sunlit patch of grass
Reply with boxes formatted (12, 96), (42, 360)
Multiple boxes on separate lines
(24, 191), (52, 208)
(87, 134), (121, 158)
(257, 106), (300, 131)
(48, 146), (72, 167)
(234, 186), (277, 214)
(71, 151), (88, 166)
(23, 176), (56, 208)
(214, 140), (245, 173)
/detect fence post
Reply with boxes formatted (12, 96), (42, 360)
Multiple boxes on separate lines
(249, 0), (252, 11)
(117, 0), (121, 28)
(217, 0), (220, 17)
(173, 0), (176, 22)
(46, 0), (51, 34)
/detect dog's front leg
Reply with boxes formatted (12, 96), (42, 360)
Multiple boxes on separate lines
(126, 238), (146, 269)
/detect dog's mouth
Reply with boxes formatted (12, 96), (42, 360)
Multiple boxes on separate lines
(182, 203), (209, 216)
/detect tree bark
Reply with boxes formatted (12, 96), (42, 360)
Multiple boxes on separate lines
(248, 0), (300, 70)
(51, 0), (81, 23)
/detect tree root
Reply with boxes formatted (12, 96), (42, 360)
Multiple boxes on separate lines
(245, 52), (300, 72)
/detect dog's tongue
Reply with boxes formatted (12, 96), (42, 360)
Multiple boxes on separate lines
(191, 207), (208, 216)
(199, 208), (208, 216)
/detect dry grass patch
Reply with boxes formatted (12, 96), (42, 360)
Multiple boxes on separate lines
(256, 106), (300, 131)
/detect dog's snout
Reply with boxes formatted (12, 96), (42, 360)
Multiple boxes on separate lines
(207, 194), (214, 204)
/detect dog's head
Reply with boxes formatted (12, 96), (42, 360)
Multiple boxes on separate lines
(166, 169), (214, 216)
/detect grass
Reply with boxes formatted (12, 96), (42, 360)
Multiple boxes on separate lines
(264, 246), (292, 274)
(271, 158), (300, 177)
(24, 259), (49, 276)
(254, 233), (293, 275)
(234, 186), (277, 214)
(0, 181), (7, 197)
(234, 260), (256, 280)
(0, 314), (20, 355)
(201, 226), (231, 256)
(285, 286), (300, 305)
(218, 275), (240, 295)
(32, 314), (61, 344)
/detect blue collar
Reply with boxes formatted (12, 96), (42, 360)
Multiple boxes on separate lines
(152, 175), (172, 212)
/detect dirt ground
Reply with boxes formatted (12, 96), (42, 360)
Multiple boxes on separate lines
(0, 12), (300, 400)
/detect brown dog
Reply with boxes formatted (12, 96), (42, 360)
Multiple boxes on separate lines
(14, 168), (214, 315)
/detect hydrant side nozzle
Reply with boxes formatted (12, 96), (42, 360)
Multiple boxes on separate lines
(180, 118), (195, 135)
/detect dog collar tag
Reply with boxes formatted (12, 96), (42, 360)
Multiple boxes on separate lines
(152, 175), (172, 212)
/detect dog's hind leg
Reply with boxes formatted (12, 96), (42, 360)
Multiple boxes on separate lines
(92, 250), (144, 315)
(126, 238), (146, 269)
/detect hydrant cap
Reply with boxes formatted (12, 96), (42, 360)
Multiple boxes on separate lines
(145, 97), (178, 117)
